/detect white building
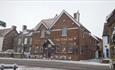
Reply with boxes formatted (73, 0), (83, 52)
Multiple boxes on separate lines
(102, 23), (110, 58)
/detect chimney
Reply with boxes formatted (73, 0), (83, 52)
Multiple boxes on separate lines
(22, 25), (27, 31)
(74, 11), (80, 22)
(12, 25), (16, 30)
(54, 14), (58, 18)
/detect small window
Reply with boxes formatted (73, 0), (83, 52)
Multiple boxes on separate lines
(83, 32), (85, 39)
(17, 47), (21, 52)
(18, 38), (21, 45)
(29, 38), (32, 44)
(62, 47), (66, 52)
(24, 38), (28, 44)
(80, 47), (83, 54)
(62, 27), (67, 36)
(68, 47), (74, 53)
(39, 47), (43, 53)
(41, 30), (45, 38)
(56, 46), (61, 53)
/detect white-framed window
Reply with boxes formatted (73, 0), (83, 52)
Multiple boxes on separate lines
(62, 47), (66, 53)
(62, 27), (67, 36)
(40, 30), (45, 38)
(24, 38), (28, 44)
(29, 38), (32, 44)
(18, 38), (21, 45)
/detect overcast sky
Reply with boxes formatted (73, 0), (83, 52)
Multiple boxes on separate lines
(0, 0), (115, 38)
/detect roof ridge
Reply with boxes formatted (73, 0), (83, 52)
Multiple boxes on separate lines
(0, 28), (12, 37)
(0, 28), (11, 30)
(49, 10), (80, 29)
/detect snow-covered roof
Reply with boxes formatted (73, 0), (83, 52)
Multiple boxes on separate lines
(33, 10), (91, 34)
(89, 33), (99, 41)
(19, 29), (33, 37)
(33, 10), (81, 30)
(0, 28), (12, 37)
(42, 16), (58, 29)
(33, 16), (58, 31)
(48, 39), (55, 46)
(49, 10), (80, 29)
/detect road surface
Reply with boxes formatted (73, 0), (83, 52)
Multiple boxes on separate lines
(0, 58), (111, 70)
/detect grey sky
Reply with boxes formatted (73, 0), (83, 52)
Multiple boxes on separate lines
(0, 0), (115, 38)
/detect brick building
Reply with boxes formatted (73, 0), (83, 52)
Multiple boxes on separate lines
(14, 25), (33, 57)
(0, 26), (18, 51)
(32, 10), (99, 60)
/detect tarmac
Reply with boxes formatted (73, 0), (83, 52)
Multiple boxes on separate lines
(0, 57), (112, 70)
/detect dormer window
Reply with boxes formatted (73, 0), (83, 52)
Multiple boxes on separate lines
(62, 27), (67, 36)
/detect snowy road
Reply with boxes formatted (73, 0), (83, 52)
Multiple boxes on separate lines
(14, 66), (67, 70)
(0, 57), (111, 70)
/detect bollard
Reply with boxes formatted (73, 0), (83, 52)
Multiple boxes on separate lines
(14, 65), (18, 70)
(113, 64), (115, 70)
(13, 64), (18, 70)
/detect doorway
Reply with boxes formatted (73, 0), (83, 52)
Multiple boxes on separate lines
(43, 39), (55, 59)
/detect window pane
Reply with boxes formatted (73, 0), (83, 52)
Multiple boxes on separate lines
(68, 47), (73, 53)
(29, 38), (32, 44)
(41, 30), (45, 38)
(24, 38), (28, 44)
(62, 27), (67, 36)
(18, 38), (21, 45)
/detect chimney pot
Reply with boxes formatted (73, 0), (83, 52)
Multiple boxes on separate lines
(22, 25), (27, 31)
(12, 25), (16, 30)
(74, 11), (80, 22)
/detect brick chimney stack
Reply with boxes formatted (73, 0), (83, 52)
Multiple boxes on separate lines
(12, 25), (16, 30)
(22, 25), (27, 31)
(74, 11), (80, 22)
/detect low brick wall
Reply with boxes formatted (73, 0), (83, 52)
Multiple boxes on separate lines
(0, 53), (11, 57)
(0, 53), (22, 58)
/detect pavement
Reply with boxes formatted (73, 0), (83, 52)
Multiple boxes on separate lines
(0, 57), (112, 70)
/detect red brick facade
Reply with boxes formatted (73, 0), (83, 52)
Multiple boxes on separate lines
(0, 26), (18, 51)
(32, 10), (98, 60)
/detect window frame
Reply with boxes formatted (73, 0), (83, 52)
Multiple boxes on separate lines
(67, 47), (74, 54)
(40, 30), (45, 38)
(62, 27), (68, 37)
(18, 38), (21, 45)
(24, 38), (28, 45)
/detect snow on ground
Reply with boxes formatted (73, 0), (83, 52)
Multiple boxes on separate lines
(6, 66), (66, 70)
(0, 57), (110, 66)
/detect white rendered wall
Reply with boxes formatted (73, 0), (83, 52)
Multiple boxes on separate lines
(103, 36), (109, 58)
